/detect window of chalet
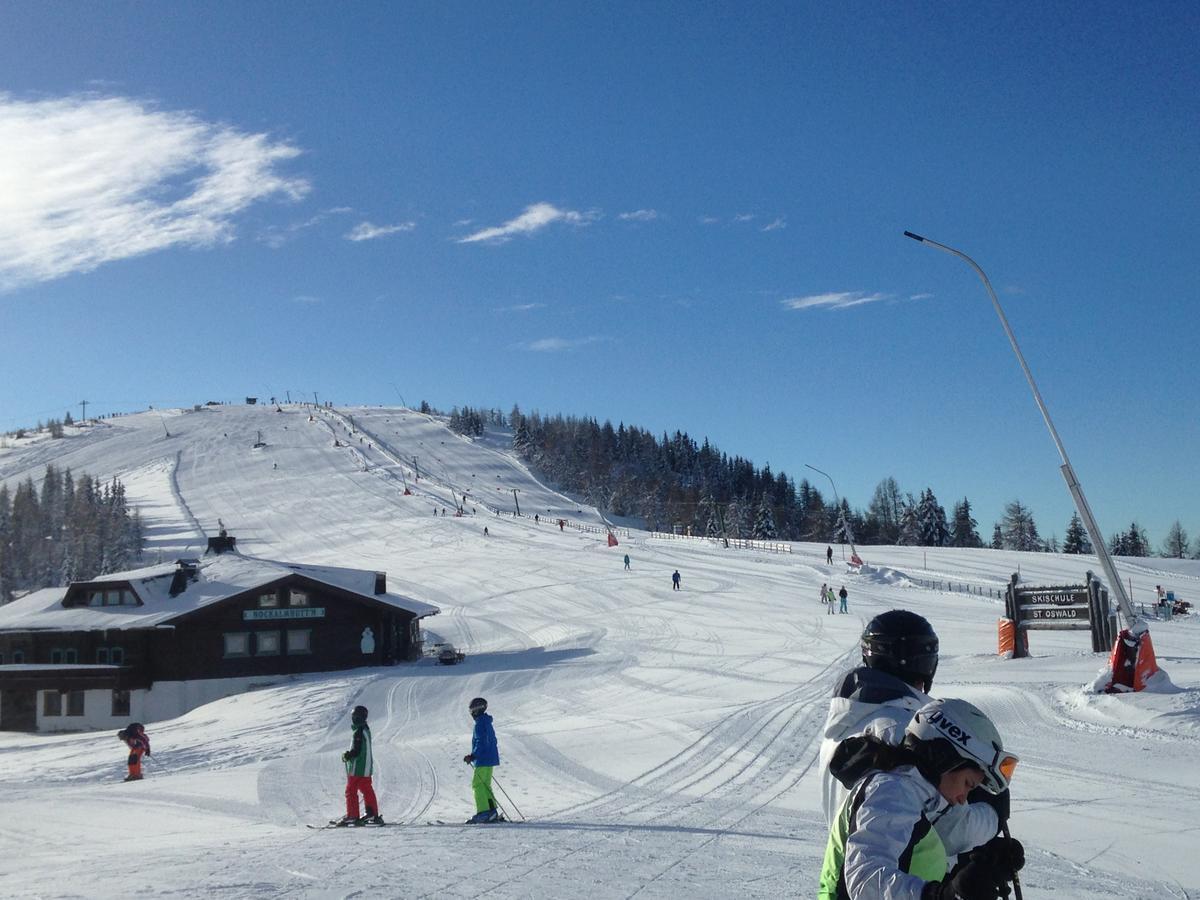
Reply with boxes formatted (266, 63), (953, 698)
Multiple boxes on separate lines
(65, 691), (84, 716)
(223, 632), (250, 657)
(255, 631), (281, 656)
(111, 647), (125, 665)
(97, 648), (108, 664)
(12, 650), (24, 664)
(112, 690), (131, 717)
(50, 648), (63, 664)
(64, 648), (78, 664)
(43, 691), (62, 717)
(257, 591), (279, 608)
(0, 651), (4, 664)
(288, 589), (309, 607)
(88, 589), (136, 607)
(286, 629), (312, 654)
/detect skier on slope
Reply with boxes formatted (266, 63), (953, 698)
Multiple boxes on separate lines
(334, 705), (384, 826)
(116, 723), (150, 782)
(819, 697), (1024, 899)
(819, 611), (1010, 845)
(463, 697), (501, 823)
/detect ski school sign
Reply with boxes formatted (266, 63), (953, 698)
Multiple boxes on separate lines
(1004, 571), (1117, 657)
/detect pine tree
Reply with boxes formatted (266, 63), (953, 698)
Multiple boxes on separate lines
(1161, 521), (1189, 558)
(897, 495), (921, 546)
(1001, 500), (1041, 551)
(991, 523), (1003, 550)
(916, 488), (949, 547)
(1063, 513), (1090, 554)
(949, 498), (982, 548)
(868, 477), (903, 544)
(752, 495), (778, 539)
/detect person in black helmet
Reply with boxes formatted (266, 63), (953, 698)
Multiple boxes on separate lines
(334, 705), (383, 826)
(819, 611), (1010, 851)
(463, 697), (501, 823)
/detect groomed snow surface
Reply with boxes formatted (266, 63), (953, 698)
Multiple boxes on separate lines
(1, 405), (1198, 899)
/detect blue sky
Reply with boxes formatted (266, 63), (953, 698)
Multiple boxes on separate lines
(1, 2), (1197, 546)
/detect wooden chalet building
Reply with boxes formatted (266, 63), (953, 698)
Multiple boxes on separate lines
(0, 547), (439, 732)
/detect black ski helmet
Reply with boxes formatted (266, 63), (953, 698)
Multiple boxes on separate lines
(351, 705), (369, 725)
(469, 697), (488, 716)
(861, 610), (939, 691)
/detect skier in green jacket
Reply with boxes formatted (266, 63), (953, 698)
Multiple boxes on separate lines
(334, 705), (384, 826)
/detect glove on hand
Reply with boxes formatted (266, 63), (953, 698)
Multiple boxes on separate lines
(979, 835), (1024, 874)
(341, 751), (351, 763)
(463, 754), (475, 764)
(921, 855), (1008, 900)
(966, 785), (1010, 824)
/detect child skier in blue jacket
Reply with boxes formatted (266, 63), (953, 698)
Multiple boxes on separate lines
(463, 697), (501, 823)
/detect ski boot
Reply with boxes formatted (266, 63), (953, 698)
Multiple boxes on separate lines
(331, 814), (361, 827)
(361, 814), (385, 826)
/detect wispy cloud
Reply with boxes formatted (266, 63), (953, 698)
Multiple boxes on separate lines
(699, 215), (720, 225)
(345, 220), (416, 242)
(514, 335), (606, 352)
(259, 206), (352, 248)
(495, 302), (545, 313)
(0, 92), (308, 291)
(733, 213), (756, 223)
(618, 209), (658, 222)
(291, 294), (322, 305)
(909, 292), (934, 301)
(761, 216), (786, 232)
(458, 202), (596, 244)
(782, 291), (891, 311)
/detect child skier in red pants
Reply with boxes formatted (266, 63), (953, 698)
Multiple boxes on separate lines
(117, 723), (150, 781)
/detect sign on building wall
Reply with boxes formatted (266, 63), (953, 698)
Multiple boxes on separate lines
(243, 607), (326, 621)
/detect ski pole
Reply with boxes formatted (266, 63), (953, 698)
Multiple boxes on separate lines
(491, 775), (525, 822)
(1002, 823), (1023, 900)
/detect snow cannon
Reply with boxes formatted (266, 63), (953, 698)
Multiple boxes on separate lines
(1104, 621), (1160, 693)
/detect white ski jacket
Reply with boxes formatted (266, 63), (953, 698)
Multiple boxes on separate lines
(819, 667), (996, 854)
(825, 765), (998, 900)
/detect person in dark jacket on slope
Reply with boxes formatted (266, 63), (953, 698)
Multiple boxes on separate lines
(463, 696), (501, 823)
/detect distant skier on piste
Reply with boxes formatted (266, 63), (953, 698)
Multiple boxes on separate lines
(819, 611), (1012, 854)
(819, 697), (1024, 899)
(671, 570), (681, 590)
(116, 722), (150, 781)
(463, 696), (501, 823)
(333, 705), (383, 826)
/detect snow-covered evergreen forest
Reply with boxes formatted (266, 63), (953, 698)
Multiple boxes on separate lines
(439, 404), (1195, 558)
(0, 464), (143, 603)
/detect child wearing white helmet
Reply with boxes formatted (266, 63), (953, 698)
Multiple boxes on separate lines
(819, 698), (1025, 900)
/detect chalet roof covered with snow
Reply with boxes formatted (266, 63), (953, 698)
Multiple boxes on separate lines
(0, 553), (440, 633)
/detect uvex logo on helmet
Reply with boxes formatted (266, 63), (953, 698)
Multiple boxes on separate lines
(926, 710), (972, 747)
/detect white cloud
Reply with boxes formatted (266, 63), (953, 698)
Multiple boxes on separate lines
(495, 302), (545, 313)
(761, 216), (786, 232)
(291, 294), (322, 305)
(458, 202), (595, 244)
(345, 220), (416, 242)
(909, 292), (934, 301)
(734, 213), (756, 223)
(618, 209), (658, 222)
(515, 335), (605, 352)
(699, 215), (720, 225)
(0, 92), (309, 291)
(781, 291), (891, 311)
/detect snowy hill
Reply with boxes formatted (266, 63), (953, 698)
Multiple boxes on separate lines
(1, 404), (1198, 898)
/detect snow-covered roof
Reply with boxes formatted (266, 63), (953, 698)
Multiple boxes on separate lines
(0, 553), (439, 633)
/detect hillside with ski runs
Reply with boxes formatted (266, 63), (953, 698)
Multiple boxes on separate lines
(0, 403), (1197, 899)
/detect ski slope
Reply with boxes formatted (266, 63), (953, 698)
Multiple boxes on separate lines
(1, 405), (1198, 899)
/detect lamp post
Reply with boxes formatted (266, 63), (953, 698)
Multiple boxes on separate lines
(805, 463), (852, 561)
(904, 230), (1136, 629)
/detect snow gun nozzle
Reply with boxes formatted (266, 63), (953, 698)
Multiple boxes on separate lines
(903, 230), (926, 242)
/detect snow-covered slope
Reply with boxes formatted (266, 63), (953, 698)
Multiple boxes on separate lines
(1, 405), (1198, 898)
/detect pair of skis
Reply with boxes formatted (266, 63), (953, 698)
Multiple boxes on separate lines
(309, 817), (517, 829)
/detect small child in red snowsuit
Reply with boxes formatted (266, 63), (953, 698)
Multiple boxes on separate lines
(117, 723), (150, 781)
